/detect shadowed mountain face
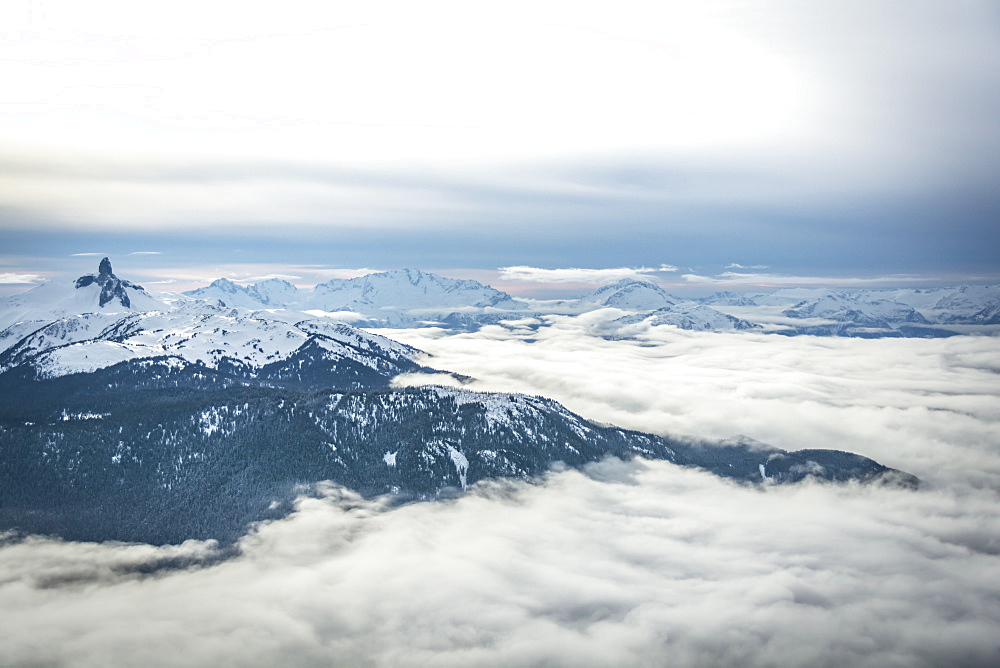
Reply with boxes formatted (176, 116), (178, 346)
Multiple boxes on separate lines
(0, 368), (916, 545)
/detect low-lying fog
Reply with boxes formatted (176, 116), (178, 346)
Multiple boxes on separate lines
(2, 315), (998, 667)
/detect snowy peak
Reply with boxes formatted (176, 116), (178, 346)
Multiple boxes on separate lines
(250, 279), (298, 306)
(73, 257), (145, 308)
(615, 302), (760, 332)
(701, 291), (759, 306)
(582, 279), (681, 310)
(182, 269), (527, 327)
(309, 269), (522, 311)
(0, 258), (165, 330)
(184, 279), (270, 308)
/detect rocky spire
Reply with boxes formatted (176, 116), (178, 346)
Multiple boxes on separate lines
(74, 257), (145, 308)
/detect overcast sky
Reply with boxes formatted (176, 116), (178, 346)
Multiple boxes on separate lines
(1, 0), (999, 294)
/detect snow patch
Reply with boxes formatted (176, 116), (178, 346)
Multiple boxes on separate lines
(447, 445), (469, 489)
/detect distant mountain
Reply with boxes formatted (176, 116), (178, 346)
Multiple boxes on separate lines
(782, 293), (930, 325)
(930, 287), (1000, 323)
(700, 291), (759, 307)
(615, 302), (761, 332)
(580, 279), (682, 310)
(968, 299), (1000, 324)
(174, 268), (1000, 337)
(184, 277), (300, 309)
(183, 269), (529, 328)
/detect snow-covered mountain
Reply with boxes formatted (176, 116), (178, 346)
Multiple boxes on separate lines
(184, 277), (300, 309)
(174, 267), (1000, 336)
(0, 258), (165, 330)
(0, 259), (430, 388)
(183, 269), (528, 327)
(0, 301), (427, 386)
(692, 285), (1000, 336)
(926, 286), (1000, 323)
(615, 302), (761, 332)
(700, 291), (759, 307)
(782, 294), (930, 326)
(580, 279), (682, 310)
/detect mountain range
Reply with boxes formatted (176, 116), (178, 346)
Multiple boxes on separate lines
(0, 259), (919, 544)
(181, 273), (1000, 337)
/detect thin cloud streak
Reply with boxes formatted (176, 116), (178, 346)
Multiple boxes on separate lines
(499, 266), (670, 285)
(0, 273), (42, 285)
(682, 271), (938, 286)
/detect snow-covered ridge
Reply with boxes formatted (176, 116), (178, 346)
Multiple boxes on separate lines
(5, 260), (999, 341)
(2, 301), (422, 380)
(183, 268), (528, 327)
(0, 259), (428, 380)
(615, 302), (760, 332)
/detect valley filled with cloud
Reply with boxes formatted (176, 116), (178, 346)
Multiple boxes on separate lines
(2, 323), (998, 666)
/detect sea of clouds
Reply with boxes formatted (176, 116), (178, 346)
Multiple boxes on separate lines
(1, 314), (998, 666)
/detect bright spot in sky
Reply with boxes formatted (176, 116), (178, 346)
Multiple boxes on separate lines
(1, 1), (807, 164)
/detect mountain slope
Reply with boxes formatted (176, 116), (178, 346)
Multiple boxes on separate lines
(0, 300), (429, 387)
(0, 382), (915, 545)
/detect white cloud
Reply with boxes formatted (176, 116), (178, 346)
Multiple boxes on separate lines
(69, 252), (104, 257)
(1, 463), (997, 666)
(498, 266), (668, 284)
(0, 273), (42, 284)
(240, 274), (302, 283)
(129, 251), (162, 255)
(725, 263), (769, 270)
(682, 271), (933, 286)
(390, 315), (1000, 490)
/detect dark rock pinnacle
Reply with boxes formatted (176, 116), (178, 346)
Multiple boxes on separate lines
(74, 257), (144, 308)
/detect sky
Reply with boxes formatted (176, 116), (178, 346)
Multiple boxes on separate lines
(1, 0), (999, 297)
(2, 323), (999, 665)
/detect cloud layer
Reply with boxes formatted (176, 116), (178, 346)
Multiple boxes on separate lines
(393, 313), (1000, 490)
(1, 323), (998, 665)
(1, 463), (998, 666)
